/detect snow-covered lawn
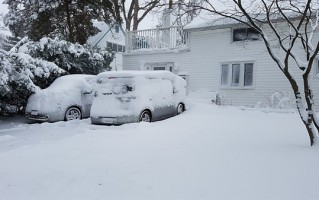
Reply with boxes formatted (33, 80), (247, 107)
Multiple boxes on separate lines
(0, 97), (318, 200)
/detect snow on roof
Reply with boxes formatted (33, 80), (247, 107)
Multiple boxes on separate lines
(87, 21), (125, 48)
(184, 8), (304, 31)
(184, 14), (239, 31)
(48, 74), (95, 90)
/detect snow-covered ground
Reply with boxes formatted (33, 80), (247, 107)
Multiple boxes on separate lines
(0, 95), (318, 200)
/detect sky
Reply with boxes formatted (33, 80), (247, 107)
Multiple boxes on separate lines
(0, 0), (8, 19)
(0, 0), (10, 35)
(0, 0), (7, 13)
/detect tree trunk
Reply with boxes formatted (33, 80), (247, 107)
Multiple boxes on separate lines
(126, 20), (131, 31)
(132, 21), (139, 31)
(286, 72), (318, 146)
(65, 0), (74, 43)
(303, 75), (319, 146)
(132, 0), (139, 31)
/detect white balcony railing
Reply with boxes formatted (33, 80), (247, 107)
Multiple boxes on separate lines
(125, 26), (189, 52)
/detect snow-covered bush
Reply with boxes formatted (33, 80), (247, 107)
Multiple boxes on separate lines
(0, 34), (20, 51)
(256, 92), (296, 109)
(12, 37), (113, 74)
(0, 50), (65, 115)
(0, 37), (113, 115)
(213, 92), (225, 106)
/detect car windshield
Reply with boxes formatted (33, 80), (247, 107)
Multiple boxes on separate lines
(97, 77), (134, 95)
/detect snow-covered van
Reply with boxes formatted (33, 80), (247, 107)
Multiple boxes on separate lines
(90, 71), (187, 125)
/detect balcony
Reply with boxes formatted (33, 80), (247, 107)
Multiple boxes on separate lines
(125, 26), (189, 53)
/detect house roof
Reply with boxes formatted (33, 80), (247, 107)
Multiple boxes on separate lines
(184, 11), (302, 32)
(184, 15), (241, 31)
(87, 21), (125, 47)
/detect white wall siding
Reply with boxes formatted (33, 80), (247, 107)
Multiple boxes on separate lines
(123, 25), (319, 109)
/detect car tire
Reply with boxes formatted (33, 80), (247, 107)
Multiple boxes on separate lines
(139, 110), (151, 123)
(177, 103), (184, 115)
(65, 107), (82, 121)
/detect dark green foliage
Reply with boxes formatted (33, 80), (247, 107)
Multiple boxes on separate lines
(28, 10), (55, 42)
(0, 79), (33, 115)
(4, 0), (116, 44)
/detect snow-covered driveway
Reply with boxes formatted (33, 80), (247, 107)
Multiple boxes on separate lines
(0, 98), (318, 200)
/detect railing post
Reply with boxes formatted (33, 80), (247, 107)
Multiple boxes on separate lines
(156, 25), (160, 49)
(126, 26), (188, 52)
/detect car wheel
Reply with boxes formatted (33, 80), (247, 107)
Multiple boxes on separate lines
(177, 103), (184, 115)
(139, 110), (151, 123)
(65, 107), (82, 121)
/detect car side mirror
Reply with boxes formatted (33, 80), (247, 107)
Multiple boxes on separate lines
(173, 88), (178, 94)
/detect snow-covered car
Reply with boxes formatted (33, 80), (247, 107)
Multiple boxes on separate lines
(25, 74), (97, 122)
(90, 71), (187, 125)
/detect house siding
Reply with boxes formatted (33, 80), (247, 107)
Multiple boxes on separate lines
(123, 24), (319, 108)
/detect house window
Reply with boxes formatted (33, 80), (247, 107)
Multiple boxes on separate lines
(145, 62), (174, 71)
(154, 67), (166, 71)
(233, 28), (260, 42)
(244, 63), (254, 86)
(221, 64), (229, 86)
(112, 44), (118, 52)
(221, 62), (254, 88)
(231, 64), (240, 86)
(114, 25), (120, 33)
(106, 42), (125, 53)
(107, 42), (112, 50)
(313, 59), (319, 77)
(118, 45), (123, 52)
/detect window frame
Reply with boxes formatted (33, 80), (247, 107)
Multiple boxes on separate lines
(232, 27), (261, 42)
(220, 61), (255, 89)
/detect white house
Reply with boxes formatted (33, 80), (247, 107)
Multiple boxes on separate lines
(122, 16), (319, 108)
(87, 21), (125, 71)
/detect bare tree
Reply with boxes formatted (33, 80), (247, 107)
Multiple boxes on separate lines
(121, 0), (166, 31)
(190, 0), (319, 146)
